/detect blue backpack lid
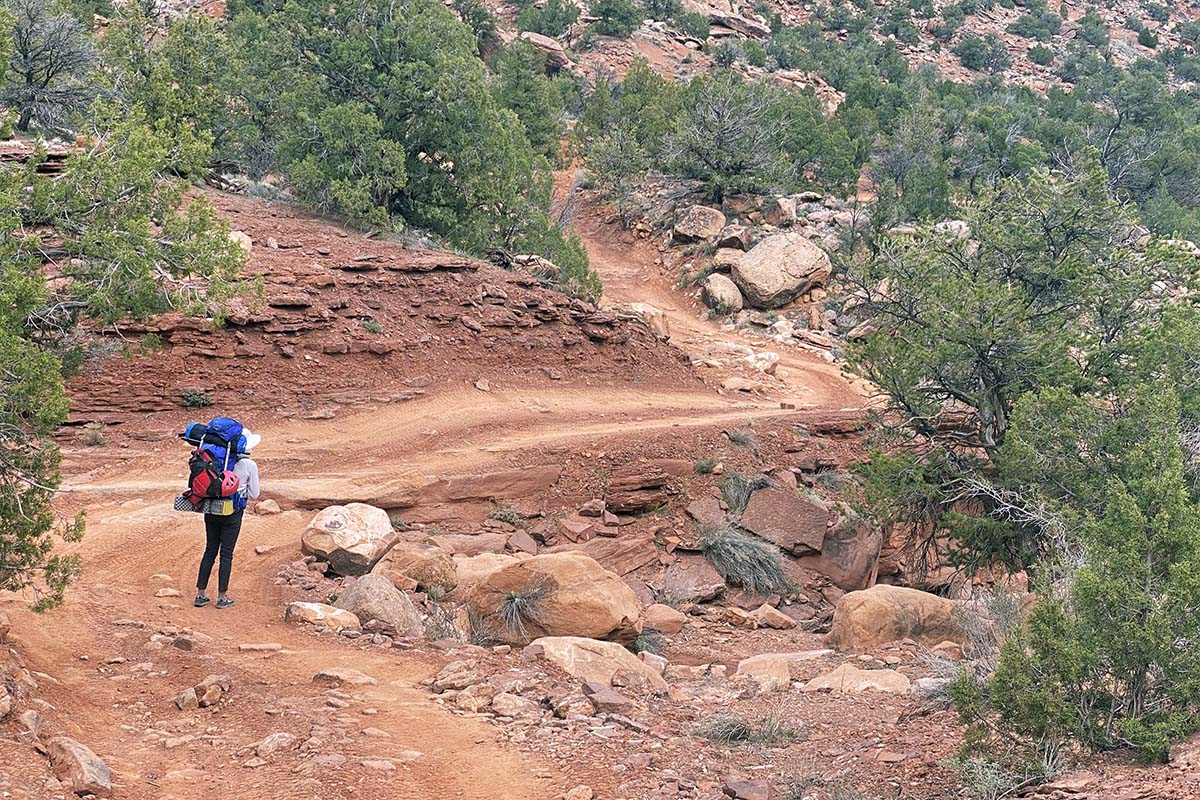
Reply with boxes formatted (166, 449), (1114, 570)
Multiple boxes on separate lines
(206, 417), (244, 443)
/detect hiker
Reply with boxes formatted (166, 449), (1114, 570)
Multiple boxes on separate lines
(194, 428), (261, 609)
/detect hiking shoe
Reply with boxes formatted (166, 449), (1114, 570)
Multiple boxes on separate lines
(216, 597), (235, 609)
(194, 595), (211, 608)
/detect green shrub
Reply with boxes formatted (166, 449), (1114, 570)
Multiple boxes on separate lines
(491, 502), (526, 525)
(632, 627), (666, 656)
(361, 319), (383, 334)
(695, 709), (799, 744)
(590, 0), (641, 37)
(694, 456), (718, 475)
(698, 523), (792, 594)
(1028, 44), (1054, 65)
(726, 428), (756, 449)
(515, 0), (579, 38)
(694, 712), (753, 742)
(181, 390), (212, 408)
(673, 10), (710, 39)
(498, 577), (553, 640)
(717, 470), (769, 513)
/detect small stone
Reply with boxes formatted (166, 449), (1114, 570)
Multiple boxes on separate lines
(256, 732), (297, 758)
(174, 687), (198, 710)
(256, 499), (282, 515)
(154, 588), (181, 598)
(313, 667), (377, 687)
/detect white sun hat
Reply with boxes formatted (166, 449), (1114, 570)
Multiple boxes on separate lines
(241, 429), (262, 454)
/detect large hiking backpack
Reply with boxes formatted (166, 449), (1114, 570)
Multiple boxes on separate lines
(179, 417), (245, 513)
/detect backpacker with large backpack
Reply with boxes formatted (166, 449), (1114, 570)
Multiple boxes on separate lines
(173, 417), (249, 515)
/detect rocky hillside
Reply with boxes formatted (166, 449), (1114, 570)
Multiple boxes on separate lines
(65, 189), (698, 427)
(496, 0), (1200, 92)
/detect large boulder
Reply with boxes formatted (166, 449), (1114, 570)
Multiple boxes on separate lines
(740, 487), (829, 554)
(528, 636), (668, 691)
(431, 532), (508, 555)
(453, 553), (521, 591)
(673, 205), (726, 243)
(701, 273), (744, 313)
(372, 539), (457, 595)
(284, 602), (361, 631)
(519, 31), (570, 71)
(716, 224), (750, 250)
(333, 574), (423, 638)
(300, 503), (399, 576)
(468, 553), (642, 645)
(47, 737), (112, 798)
(796, 517), (882, 591)
(825, 584), (965, 652)
(731, 231), (831, 309)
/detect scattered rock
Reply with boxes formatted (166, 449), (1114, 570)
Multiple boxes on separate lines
(715, 224), (750, 250)
(746, 603), (797, 630)
(528, 636), (668, 692)
(519, 31), (571, 71)
(735, 654), (791, 692)
(722, 776), (769, 800)
(194, 674), (233, 707)
(174, 687), (198, 710)
(826, 584), (965, 651)
(333, 574), (423, 638)
(659, 557), (726, 602)
(255, 499), (282, 515)
(673, 205), (726, 243)
(490, 692), (540, 718)
(300, 503), (399, 576)
(581, 681), (635, 714)
(701, 273), (744, 313)
(930, 640), (965, 661)
(313, 667), (378, 687)
(372, 539), (457, 594)
(255, 732), (297, 759)
(604, 464), (674, 514)
(284, 602), (362, 632)
(508, 529), (539, 555)
(762, 196), (797, 227)
(802, 663), (911, 694)
(154, 588), (181, 598)
(644, 604), (686, 635)
(47, 737), (112, 798)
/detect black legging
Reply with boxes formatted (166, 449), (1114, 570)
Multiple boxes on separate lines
(197, 511), (244, 595)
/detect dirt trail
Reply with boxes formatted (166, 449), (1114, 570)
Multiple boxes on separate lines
(574, 198), (868, 412)
(3, 200), (868, 799)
